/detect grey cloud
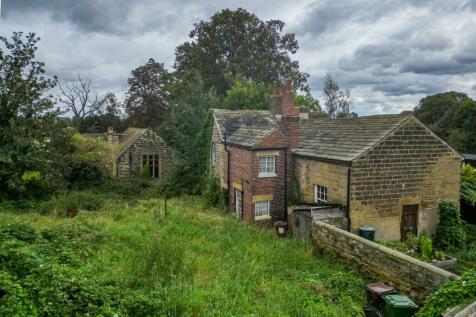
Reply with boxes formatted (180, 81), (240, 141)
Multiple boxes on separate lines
(3, 0), (476, 116)
(3, 0), (179, 35)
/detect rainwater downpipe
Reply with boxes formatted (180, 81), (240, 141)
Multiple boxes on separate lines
(284, 147), (288, 222)
(346, 165), (351, 230)
(224, 133), (231, 211)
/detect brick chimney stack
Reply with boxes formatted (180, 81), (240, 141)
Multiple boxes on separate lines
(279, 80), (300, 150)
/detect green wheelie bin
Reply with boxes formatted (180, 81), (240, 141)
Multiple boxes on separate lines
(358, 226), (376, 241)
(382, 294), (418, 317)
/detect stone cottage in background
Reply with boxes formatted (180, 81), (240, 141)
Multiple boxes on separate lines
(84, 127), (170, 179)
(210, 81), (462, 241)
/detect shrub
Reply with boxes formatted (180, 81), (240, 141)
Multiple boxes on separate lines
(0, 222), (120, 316)
(434, 201), (467, 249)
(96, 178), (154, 199)
(38, 191), (105, 216)
(417, 269), (476, 317)
(419, 232), (433, 262)
(202, 173), (226, 209)
(63, 133), (110, 189)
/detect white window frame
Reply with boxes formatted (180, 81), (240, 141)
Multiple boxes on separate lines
(235, 189), (243, 217)
(254, 201), (271, 220)
(314, 184), (328, 203)
(258, 156), (276, 177)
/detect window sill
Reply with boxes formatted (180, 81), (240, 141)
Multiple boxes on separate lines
(258, 173), (277, 178)
(255, 215), (271, 221)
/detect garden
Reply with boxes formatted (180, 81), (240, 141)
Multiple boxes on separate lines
(0, 190), (369, 316)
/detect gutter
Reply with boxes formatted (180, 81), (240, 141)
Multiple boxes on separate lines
(284, 147), (288, 222)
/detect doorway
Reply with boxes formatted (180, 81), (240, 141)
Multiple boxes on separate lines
(401, 204), (418, 241)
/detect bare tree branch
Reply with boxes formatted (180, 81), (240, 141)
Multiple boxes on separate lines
(58, 75), (101, 125)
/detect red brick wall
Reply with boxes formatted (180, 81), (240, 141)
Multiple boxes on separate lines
(226, 144), (287, 224)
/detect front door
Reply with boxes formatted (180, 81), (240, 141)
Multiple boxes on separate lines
(401, 204), (418, 241)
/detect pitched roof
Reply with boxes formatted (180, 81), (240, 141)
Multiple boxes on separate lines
(213, 109), (280, 147)
(463, 153), (476, 162)
(115, 128), (148, 160)
(294, 115), (411, 163)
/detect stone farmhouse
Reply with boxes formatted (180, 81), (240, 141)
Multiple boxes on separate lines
(210, 81), (462, 241)
(84, 127), (170, 179)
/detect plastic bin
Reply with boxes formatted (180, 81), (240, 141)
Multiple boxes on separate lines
(359, 227), (376, 241)
(382, 294), (418, 317)
(366, 282), (396, 310)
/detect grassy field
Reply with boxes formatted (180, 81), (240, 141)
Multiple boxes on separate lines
(0, 195), (367, 316)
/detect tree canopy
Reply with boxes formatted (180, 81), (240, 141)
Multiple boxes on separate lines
(125, 58), (173, 128)
(222, 80), (270, 110)
(414, 92), (476, 153)
(174, 8), (309, 96)
(0, 32), (58, 197)
(322, 74), (353, 118)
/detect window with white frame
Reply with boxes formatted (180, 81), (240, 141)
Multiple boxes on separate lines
(314, 184), (328, 203)
(211, 143), (217, 165)
(259, 156), (276, 176)
(255, 201), (271, 219)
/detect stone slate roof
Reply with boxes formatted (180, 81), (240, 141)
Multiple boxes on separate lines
(294, 115), (411, 162)
(463, 153), (476, 162)
(115, 128), (148, 160)
(213, 109), (414, 161)
(213, 109), (279, 147)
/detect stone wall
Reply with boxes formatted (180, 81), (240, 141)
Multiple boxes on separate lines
(294, 157), (349, 205)
(116, 129), (170, 178)
(350, 117), (461, 240)
(211, 119), (226, 188)
(312, 221), (459, 301)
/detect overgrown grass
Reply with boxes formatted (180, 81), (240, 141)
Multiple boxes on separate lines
(0, 196), (367, 316)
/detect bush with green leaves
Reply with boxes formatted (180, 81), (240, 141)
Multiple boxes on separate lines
(419, 232), (433, 262)
(202, 173), (227, 209)
(417, 269), (476, 317)
(37, 191), (105, 216)
(461, 164), (476, 207)
(0, 222), (120, 316)
(434, 201), (467, 249)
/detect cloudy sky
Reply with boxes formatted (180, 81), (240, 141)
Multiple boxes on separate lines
(1, 0), (476, 115)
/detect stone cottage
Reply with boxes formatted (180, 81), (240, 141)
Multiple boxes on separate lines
(84, 127), (170, 179)
(210, 81), (462, 240)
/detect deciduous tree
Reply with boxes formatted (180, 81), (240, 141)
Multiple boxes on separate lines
(0, 32), (57, 197)
(222, 79), (270, 110)
(58, 75), (101, 127)
(322, 74), (353, 118)
(175, 8), (309, 96)
(125, 58), (172, 128)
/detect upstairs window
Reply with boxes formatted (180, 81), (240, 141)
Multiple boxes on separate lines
(255, 201), (271, 219)
(314, 184), (328, 203)
(259, 156), (276, 177)
(142, 154), (160, 178)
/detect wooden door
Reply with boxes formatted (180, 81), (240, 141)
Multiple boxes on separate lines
(293, 211), (312, 241)
(401, 205), (418, 241)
